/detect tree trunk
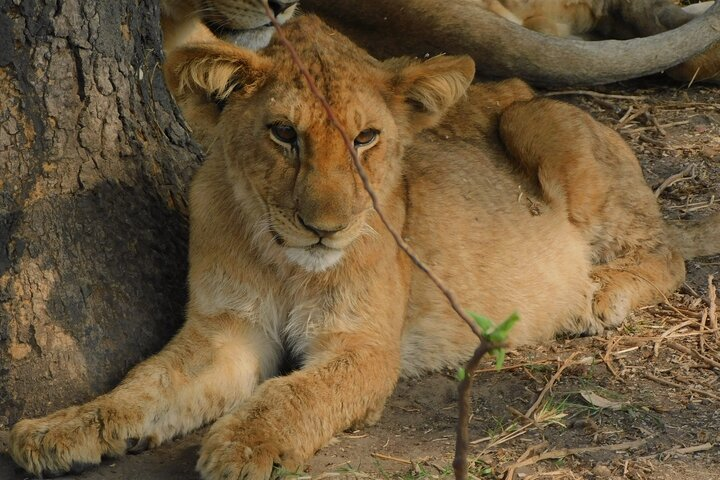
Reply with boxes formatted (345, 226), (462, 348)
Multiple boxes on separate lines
(0, 0), (200, 427)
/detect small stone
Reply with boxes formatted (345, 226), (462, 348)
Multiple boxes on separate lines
(592, 465), (612, 477)
(516, 466), (533, 478)
(701, 146), (719, 159)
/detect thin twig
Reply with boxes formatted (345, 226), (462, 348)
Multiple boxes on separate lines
(699, 308), (708, 353)
(617, 106), (648, 129)
(643, 372), (720, 401)
(475, 359), (553, 373)
(665, 340), (720, 369)
(619, 269), (691, 319)
(603, 337), (621, 377)
(525, 352), (579, 417)
(687, 66), (702, 89)
(643, 110), (666, 136)
(371, 453), (413, 465)
(638, 134), (666, 148)
(263, 3), (484, 341)
(664, 443), (714, 455)
(709, 274), (718, 339)
(505, 442), (548, 480)
(504, 439), (646, 472)
(617, 105), (635, 126)
(544, 90), (647, 101)
(653, 164), (695, 198)
(453, 342), (499, 479)
(653, 320), (696, 357)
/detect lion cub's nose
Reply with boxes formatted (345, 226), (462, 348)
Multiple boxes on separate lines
(297, 214), (346, 238)
(268, 0), (298, 17)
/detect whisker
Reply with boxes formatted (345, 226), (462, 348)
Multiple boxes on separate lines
(191, 6), (258, 29)
(204, 133), (222, 156)
(359, 222), (380, 240)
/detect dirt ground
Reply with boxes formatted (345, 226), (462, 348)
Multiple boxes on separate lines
(1, 77), (719, 480)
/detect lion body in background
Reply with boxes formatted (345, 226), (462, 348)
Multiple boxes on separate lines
(477, 0), (720, 83)
(160, 0), (720, 84)
(11, 14), (719, 479)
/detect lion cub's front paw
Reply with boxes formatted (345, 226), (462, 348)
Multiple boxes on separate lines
(197, 416), (298, 480)
(9, 404), (131, 477)
(10, 410), (101, 477)
(592, 283), (632, 329)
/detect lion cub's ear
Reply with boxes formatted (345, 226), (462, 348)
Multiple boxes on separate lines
(387, 55), (475, 132)
(164, 42), (271, 145)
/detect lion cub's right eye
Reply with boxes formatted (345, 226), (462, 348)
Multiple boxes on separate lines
(269, 124), (298, 145)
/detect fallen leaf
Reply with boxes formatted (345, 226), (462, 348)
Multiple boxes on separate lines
(580, 391), (627, 410)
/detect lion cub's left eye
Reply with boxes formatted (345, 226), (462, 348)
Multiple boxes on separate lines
(269, 124), (298, 145)
(354, 129), (379, 148)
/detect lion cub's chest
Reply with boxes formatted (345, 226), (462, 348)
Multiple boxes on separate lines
(193, 266), (357, 360)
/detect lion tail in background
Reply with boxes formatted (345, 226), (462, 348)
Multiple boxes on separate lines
(666, 212), (720, 259)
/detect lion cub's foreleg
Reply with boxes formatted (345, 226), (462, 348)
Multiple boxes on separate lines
(9, 313), (278, 478)
(499, 98), (685, 332)
(196, 331), (401, 480)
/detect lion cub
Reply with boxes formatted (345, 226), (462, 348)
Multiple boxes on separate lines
(10, 15), (719, 480)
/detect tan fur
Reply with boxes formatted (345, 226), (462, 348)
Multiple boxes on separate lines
(479, 0), (600, 37)
(9, 16), (718, 480)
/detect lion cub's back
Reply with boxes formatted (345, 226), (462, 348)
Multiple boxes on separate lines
(400, 134), (593, 375)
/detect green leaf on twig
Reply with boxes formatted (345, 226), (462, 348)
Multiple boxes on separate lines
(470, 312), (495, 332)
(466, 311), (520, 371)
(494, 348), (506, 370)
(490, 312), (520, 343)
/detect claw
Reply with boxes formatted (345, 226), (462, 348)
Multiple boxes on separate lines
(70, 461), (96, 474)
(126, 436), (150, 454)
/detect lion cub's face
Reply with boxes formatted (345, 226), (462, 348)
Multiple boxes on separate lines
(224, 80), (396, 272)
(165, 16), (474, 272)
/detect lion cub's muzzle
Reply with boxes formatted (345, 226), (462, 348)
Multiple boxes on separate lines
(284, 210), (361, 251)
(268, 207), (369, 272)
(297, 214), (347, 239)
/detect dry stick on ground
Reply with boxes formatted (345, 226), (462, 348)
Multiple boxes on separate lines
(638, 134), (666, 148)
(621, 269), (692, 319)
(654, 319), (696, 356)
(604, 336), (622, 377)
(476, 359), (554, 373)
(699, 308), (708, 353)
(617, 105), (636, 126)
(662, 443), (714, 456)
(504, 442), (549, 480)
(665, 340), (720, 369)
(644, 110), (666, 136)
(709, 274), (718, 339)
(263, 8), (500, 480)
(653, 164), (696, 198)
(686, 66), (703, 89)
(617, 106), (649, 129)
(503, 439), (647, 474)
(643, 372), (720, 401)
(544, 90), (647, 101)
(370, 453), (413, 465)
(525, 352), (580, 417)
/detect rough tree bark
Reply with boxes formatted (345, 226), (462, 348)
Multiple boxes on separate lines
(0, 0), (200, 427)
